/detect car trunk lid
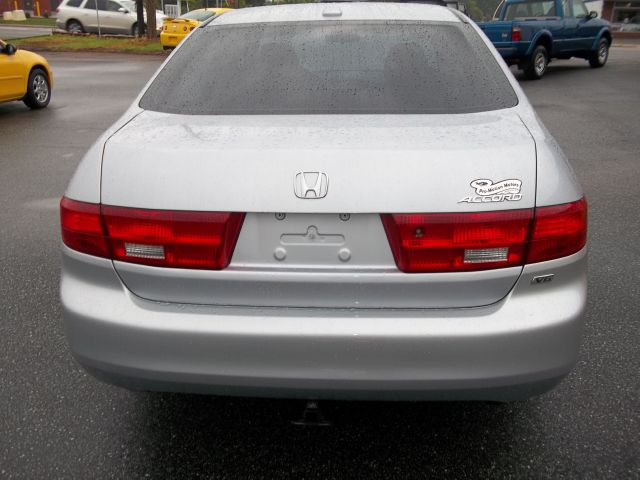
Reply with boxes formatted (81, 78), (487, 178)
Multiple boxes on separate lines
(101, 110), (536, 309)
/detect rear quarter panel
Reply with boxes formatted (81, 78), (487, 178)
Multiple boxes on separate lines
(443, 17), (583, 207)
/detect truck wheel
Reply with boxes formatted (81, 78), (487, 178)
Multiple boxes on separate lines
(524, 45), (548, 80)
(589, 38), (609, 68)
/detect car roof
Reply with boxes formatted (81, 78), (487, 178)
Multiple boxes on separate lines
(202, 7), (233, 12)
(209, 2), (462, 26)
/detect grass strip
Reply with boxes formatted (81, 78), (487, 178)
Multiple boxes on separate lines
(0, 18), (57, 27)
(10, 33), (166, 54)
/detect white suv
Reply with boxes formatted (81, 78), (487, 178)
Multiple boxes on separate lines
(56, 0), (165, 36)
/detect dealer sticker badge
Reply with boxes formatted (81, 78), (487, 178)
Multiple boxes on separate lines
(459, 178), (522, 203)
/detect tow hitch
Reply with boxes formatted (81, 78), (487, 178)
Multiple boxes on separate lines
(291, 401), (331, 427)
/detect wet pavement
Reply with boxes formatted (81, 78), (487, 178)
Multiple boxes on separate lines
(1, 50), (639, 478)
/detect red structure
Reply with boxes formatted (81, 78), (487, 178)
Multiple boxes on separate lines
(0, 0), (60, 16)
(602, 0), (640, 23)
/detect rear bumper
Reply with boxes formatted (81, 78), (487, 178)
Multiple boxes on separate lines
(497, 47), (518, 60)
(61, 246), (587, 401)
(491, 42), (528, 63)
(160, 31), (184, 47)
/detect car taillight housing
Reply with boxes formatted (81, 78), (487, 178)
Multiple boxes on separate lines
(60, 198), (245, 270)
(60, 199), (109, 258)
(527, 199), (588, 263)
(382, 198), (587, 273)
(512, 27), (522, 42)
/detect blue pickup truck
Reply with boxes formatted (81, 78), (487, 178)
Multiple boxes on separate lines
(478, 0), (611, 79)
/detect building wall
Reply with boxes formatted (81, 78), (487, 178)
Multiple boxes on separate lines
(602, 0), (640, 22)
(1, 0), (60, 15)
(602, 0), (613, 20)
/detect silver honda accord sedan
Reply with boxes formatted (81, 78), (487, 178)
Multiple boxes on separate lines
(60, 3), (587, 401)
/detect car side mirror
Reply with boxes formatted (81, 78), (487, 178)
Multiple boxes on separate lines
(587, 11), (598, 19)
(2, 43), (17, 55)
(118, 7), (129, 13)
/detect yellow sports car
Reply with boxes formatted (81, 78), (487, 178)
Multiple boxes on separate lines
(0, 39), (53, 109)
(160, 8), (232, 50)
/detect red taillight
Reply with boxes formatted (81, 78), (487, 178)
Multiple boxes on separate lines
(382, 210), (533, 273)
(190, 26), (195, 31)
(60, 198), (244, 270)
(60, 198), (110, 258)
(102, 206), (244, 269)
(382, 198), (587, 273)
(512, 27), (522, 42)
(527, 198), (587, 263)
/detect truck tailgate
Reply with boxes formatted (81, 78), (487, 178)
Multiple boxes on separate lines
(478, 21), (514, 45)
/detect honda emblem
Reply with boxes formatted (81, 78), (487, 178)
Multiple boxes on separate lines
(294, 172), (329, 199)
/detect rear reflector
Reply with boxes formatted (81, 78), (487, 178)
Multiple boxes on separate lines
(60, 198), (244, 270)
(382, 198), (587, 273)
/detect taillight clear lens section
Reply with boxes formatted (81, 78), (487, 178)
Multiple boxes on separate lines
(527, 197), (587, 263)
(382, 198), (587, 273)
(102, 207), (244, 269)
(60, 198), (110, 258)
(60, 198), (244, 270)
(382, 210), (533, 273)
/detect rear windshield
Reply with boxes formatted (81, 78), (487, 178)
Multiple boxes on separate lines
(179, 10), (216, 21)
(504, 1), (558, 19)
(140, 21), (518, 115)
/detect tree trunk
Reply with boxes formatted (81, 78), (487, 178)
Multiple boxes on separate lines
(145, 0), (157, 39)
(135, 0), (145, 37)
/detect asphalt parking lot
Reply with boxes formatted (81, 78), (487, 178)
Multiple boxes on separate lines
(1, 49), (639, 478)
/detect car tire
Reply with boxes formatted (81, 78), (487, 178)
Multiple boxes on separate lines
(23, 68), (51, 110)
(66, 20), (84, 34)
(132, 23), (146, 36)
(523, 45), (548, 80)
(589, 38), (609, 68)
